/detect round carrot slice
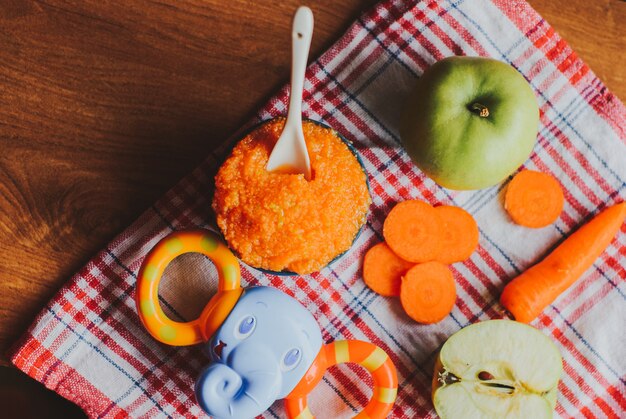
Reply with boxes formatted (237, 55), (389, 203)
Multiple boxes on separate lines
(434, 205), (479, 264)
(383, 200), (443, 263)
(400, 262), (456, 324)
(504, 170), (564, 228)
(363, 242), (414, 297)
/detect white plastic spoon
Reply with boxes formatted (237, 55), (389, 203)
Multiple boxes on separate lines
(266, 6), (314, 180)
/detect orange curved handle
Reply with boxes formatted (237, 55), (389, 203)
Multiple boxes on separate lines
(285, 340), (398, 418)
(135, 230), (242, 346)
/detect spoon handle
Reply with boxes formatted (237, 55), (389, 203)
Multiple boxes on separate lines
(266, 7), (314, 179)
(286, 6), (314, 125)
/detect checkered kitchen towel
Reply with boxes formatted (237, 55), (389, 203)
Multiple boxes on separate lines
(10, 0), (625, 417)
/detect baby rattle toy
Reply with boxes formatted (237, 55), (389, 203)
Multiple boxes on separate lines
(135, 230), (398, 419)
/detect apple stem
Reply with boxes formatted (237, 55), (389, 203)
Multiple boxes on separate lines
(471, 103), (490, 117)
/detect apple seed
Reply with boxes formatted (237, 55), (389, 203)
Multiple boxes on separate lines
(482, 382), (516, 394)
(478, 371), (494, 381)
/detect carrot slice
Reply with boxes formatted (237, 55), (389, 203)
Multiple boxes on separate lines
(383, 200), (443, 263)
(434, 205), (479, 264)
(501, 202), (626, 323)
(400, 261), (456, 324)
(363, 242), (414, 297)
(504, 170), (564, 228)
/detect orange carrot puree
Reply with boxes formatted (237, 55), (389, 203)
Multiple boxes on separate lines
(213, 118), (370, 274)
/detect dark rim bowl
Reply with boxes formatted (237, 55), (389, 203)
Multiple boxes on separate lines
(215, 117), (371, 277)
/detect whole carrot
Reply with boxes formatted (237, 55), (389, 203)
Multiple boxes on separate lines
(500, 202), (626, 323)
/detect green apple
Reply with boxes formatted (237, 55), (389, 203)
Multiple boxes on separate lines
(432, 320), (562, 419)
(401, 56), (539, 190)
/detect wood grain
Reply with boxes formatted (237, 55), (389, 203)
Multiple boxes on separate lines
(0, 0), (624, 413)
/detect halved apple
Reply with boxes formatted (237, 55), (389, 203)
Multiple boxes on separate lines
(432, 320), (562, 418)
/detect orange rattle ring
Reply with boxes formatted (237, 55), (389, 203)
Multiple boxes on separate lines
(285, 340), (398, 418)
(135, 230), (243, 346)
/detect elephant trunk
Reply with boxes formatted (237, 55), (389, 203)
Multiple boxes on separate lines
(195, 345), (282, 419)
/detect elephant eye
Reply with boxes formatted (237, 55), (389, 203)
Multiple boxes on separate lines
(281, 348), (301, 371)
(235, 315), (256, 339)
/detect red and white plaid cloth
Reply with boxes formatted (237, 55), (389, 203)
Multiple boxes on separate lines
(10, 0), (626, 417)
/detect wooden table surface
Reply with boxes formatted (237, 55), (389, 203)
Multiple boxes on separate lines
(0, 0), (624, 414)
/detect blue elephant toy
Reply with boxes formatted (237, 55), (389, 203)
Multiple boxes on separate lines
(136, 230), (397, 419)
